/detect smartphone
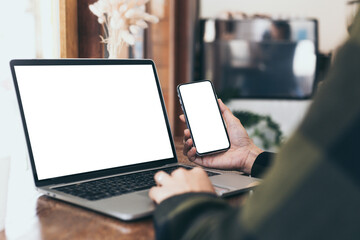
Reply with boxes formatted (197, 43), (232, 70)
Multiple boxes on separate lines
(177, 80), (230, 156)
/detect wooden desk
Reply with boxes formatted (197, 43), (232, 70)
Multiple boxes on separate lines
(1, 137), (247, 240)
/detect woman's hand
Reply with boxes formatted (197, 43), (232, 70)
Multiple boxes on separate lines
(181, 99), (263, 175)
(149, 167), (215, 204)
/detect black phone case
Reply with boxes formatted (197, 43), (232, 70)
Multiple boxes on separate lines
(177, 80), (231, 156)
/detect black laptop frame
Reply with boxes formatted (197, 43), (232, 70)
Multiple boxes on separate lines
(10, 59), (178, 187)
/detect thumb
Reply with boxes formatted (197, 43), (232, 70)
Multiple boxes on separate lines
(218, 99), (229, 114)
(218, 99), (237, 126)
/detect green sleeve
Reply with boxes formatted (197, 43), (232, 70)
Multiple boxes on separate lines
(154, 192), (254, 240)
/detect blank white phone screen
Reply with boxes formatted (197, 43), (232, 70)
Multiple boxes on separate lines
(14, 64), (174, 180)
(179, 81), (229, 154)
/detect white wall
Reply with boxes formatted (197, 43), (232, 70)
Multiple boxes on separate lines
(201, 0), (349, 53)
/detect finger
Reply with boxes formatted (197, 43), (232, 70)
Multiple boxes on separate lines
(148, 186), (158, 201)
(171, 167), (187, 177)
(184, 128), (191, 139)
(154, 171), (171, 186)
(191, 167), (208, 177)
(183, 137), (193, 156)
(148, 186), (165, 204)
(191, 166), (205, 173)
(218, 99), (238, 126)
(183, 128), (191, 147)
(218, 99), (230, 114)
(191, 154), (215, 168)
(179, 114), (186, 123)
(187, 147), (197, 162)
(183, 129), (191, 143)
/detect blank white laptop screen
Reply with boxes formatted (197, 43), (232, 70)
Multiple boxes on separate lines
(14, 64), (174, 180)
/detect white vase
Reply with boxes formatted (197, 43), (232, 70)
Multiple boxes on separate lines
(107, 40), (128, 59)
(106, 29), (144, 59)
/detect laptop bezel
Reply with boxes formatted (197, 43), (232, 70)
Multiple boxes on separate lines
(10, 59), (178, 187)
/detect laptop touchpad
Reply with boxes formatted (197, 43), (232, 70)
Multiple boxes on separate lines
(137, 190), (150, 198)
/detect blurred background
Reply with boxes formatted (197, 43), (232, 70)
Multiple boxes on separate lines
(0, 0), (357, 164)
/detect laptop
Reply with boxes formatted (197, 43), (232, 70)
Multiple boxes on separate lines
(10, 59), (259, 221)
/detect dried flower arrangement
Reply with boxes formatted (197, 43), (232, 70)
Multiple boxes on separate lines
(89, 0), (159, 58)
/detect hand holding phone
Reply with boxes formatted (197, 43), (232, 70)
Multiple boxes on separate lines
(177, 80), (230, 156)
(180, 96), (264, 175)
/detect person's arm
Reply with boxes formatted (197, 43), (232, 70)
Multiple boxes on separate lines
(181, 99), (276, 178)
(154, 193), (251, 240)
(180, 99), (264, 175)
(150, 150), (274, 240)
(151, 9), (360, 239)
(151, 151), (275, 240)
(149, 168), (255, 240)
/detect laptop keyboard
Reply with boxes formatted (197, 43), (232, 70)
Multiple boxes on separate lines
(53, 166), (220, 201)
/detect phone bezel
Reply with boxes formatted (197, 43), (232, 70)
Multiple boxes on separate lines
(177, 80), (231, 156)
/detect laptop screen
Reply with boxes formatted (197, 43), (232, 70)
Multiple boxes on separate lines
(13, 62), (174, 181)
